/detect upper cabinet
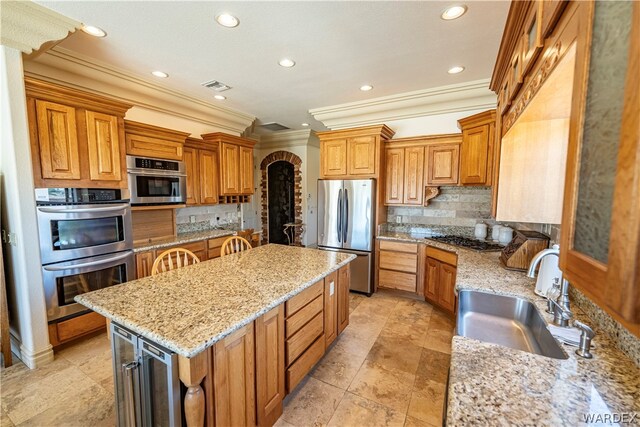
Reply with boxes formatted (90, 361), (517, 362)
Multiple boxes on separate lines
(457, 110), (496, 186)
(384, 134), (461, 206)
(124, 120), (189, 161)
(318, 125), (395, 179)
(26, 78), (132, 189)
(184, 137), (219, 206)
(201, 132), (256, 198)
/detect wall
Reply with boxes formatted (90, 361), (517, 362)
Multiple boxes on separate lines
(384, 108), (489, 138)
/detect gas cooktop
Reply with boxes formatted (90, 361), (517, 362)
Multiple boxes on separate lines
(428, 235), (504, 252)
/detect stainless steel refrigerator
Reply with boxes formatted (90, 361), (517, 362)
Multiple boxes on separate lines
(317, 179), (375, 295)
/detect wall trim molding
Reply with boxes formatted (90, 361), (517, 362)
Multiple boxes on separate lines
(23, 47), (256, 135)
(309, 79), (496, 129)
(257, 129), (319, 148)
(0, 1), (80, 54)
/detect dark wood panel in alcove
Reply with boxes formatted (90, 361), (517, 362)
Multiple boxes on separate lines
(268, 161), (295, 244)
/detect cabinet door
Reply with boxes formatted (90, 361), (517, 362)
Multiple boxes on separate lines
(214, 323), (256, 427)
(85, 111), (122, 182)
(220, 142), (240, 195)
(135, 251), (154, 279)
(321, 139), (347, 177)
(427, 144), (460, 185)
(35, 100), (81, 180)
(403, 146), (425, 205)
(125, 133), (183, 161)
(460, 125), (490, 185)
(438, 263), (457, 314)
(255, 305), (285, 427)
(323, 272), (338, 348)
(337, 265), (350, 334)
(199, 149), (219, 204)
(239, 146), (254, 195)
(183, 147), (200, 205)
(425, 257), (439, 303)
(347, 136), (376, 175)
(384, 148), (405, 204)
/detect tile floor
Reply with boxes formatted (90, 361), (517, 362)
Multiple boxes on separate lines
(0, 291), (454, 427)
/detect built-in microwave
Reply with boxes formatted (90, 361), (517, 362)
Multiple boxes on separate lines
(127, 155), (186, 205)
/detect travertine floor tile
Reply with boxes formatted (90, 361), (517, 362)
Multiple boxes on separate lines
(379, 319), (429, 348)
(281, 376), (345, 427)
(415, 349), (451, 385)
(406, 379), (446, 426)
(348, 360), (415, 413)
(367, 334), (423, 375)
(331, 329), (376, 358)
(310, 344), (366, 390)
(404, 414), (438, 427)
(1, 406), (15, 427)
(422, 329), (453, 354)
(327, 392), (406, 427)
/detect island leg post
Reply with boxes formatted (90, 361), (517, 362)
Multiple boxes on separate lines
(179, 352), (208, 427)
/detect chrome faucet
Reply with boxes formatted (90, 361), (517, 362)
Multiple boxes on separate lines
(527, 247), (572, 325)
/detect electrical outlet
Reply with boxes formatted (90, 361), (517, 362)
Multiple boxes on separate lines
(189, 215), (196, 224)
(329, 281), (335, 296)
(396, 215), (402, 223)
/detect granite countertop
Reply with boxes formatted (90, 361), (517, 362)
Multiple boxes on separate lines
(76, 244), (355, 358)
(133, 229), (236, 253)
(377, 231), (640, 426)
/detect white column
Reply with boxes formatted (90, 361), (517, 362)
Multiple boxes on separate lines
(0, 45), (53, 368)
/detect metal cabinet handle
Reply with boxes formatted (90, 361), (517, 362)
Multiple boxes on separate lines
(343, 189), (349, 242)
(38, 204), (130, 214)
(43, 251), (131, 271)
(337, 189), (342, 243)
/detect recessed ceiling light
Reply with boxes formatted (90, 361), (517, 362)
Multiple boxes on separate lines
(301, 123), (310, 127)
(81, 25), (106, 37)
(216, 13), (239, 28)
(441, 5), (468, 20)
(360, 84), (373, 91)
(448, 66), (465, 74)
(151, 70), (169, 78)
(278, 58), (296, 68)
(214, 95), (226, 100)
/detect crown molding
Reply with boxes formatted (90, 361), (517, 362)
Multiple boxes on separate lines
(0, 1), (80, 54)
(257, 129), (319, 149)
(23, 46), (256, 135)
(309, 79), (496, 130)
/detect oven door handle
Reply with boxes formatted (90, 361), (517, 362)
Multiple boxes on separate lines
(128, 170), (186, 177)
(43, 252), (132, 271)
(37, 204), (131, 214)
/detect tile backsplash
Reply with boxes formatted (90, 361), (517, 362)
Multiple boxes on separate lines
(175, 204), (244, 233)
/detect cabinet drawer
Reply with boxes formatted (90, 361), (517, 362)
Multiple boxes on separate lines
(208, 236), (230, 259)
(379, 251), (417, 273)
(426, 247), (458, 266)
(286, 312), (323, 366)
(378, 269), (417, 292)
(51, 312), (105, 345)
(286, 334), (325, 393)
(379, 240), (418, 253)
(286, 295), (323, 339)
(286, 281), (323, 316)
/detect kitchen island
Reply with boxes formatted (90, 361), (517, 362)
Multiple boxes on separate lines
(76, 244), (354, 427)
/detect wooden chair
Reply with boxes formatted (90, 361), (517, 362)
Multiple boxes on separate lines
(221, 236), (252, 256)
(151, 248), (201, 276)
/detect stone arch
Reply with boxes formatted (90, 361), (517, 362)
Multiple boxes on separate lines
(260, 151), (303, 245)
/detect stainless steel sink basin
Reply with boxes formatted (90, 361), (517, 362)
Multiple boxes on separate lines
(457, 290), (568, 359)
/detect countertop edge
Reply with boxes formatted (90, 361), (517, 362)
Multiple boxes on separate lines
(133, 230), (236, 253)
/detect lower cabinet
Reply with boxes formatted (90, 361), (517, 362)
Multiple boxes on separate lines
(424, 247), (458, 315)
(324, 271), (338, 348)
(255, 306), (285, 427)
(377, 240), (420, 293)
(135, 238), (225, 278)
(337, 266), (350, 334)
(48, 311), (106, 347)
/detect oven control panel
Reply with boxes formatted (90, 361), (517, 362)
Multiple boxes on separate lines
(35, 188), (125, 204)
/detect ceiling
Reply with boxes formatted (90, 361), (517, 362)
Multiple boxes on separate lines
(34, 1), (509, 133)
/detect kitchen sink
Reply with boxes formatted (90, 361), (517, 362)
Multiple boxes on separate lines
(457, 290), (568, 359)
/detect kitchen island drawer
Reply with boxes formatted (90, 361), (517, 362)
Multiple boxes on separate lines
(285, 312), (324, 365)
(285, 280), (323, 316)
(286, 295), (323, 338)
(286, 334), (325, 393)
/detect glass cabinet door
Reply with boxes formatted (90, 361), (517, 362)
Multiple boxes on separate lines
(139, 339), (181, 427)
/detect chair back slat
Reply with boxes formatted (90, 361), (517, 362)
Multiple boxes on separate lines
(152, 248), (200, 276)
(221, 236), (252, 257)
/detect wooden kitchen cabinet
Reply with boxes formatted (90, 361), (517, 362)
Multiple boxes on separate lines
(377, 240), (419, 293)
(212, 322), (256, 427)
(183, 146), (200, 205)
(458, 110), (496, 186)
(184, 137), (219, 205)
(318, 125), (395, 179)
(424, 246), (458, 315)
(323, 271), (338, 348)
(135, 251), (154, 279)
(337, 265), (350, 334)
(201, 132), (256, 197)
(403, 146), (425, 205)
(134, 240), (208, 279)
(255, 305), (285, 427)
(384, 134), (462, 206)
(47, 311), (106, 348)
(124, 120), (189, 161)
(26, 78), (132, 189)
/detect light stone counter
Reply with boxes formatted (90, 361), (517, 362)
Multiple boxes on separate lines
(133, 229), (236, 253)
(76, 244), (355, 358)
(377, 231), (640, 426)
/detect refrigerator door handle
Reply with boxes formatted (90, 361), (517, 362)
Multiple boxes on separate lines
(343, 189), (349, 243)
(122, 361), (139, 427)
(337, 189), (342, 243)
